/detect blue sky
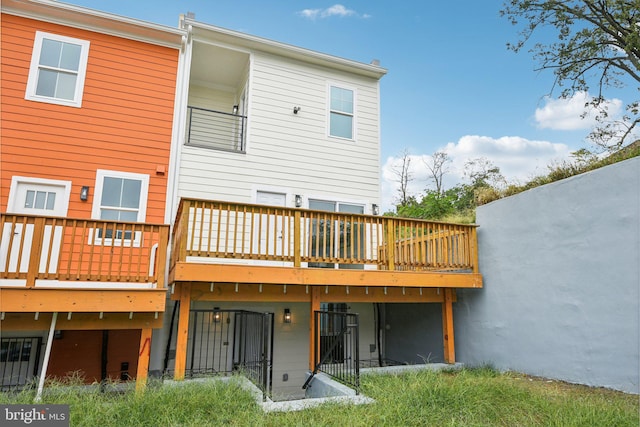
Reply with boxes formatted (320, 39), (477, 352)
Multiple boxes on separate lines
(63, 1), (634, 210)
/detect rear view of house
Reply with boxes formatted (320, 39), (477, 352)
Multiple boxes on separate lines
(164, 15), (482, 401)
(1, 2), (484, 400)
(0, 0), (183, 390)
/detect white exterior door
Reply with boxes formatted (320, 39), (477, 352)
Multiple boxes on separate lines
(1, 178), (71, 274)
(255, 191), (287, 265)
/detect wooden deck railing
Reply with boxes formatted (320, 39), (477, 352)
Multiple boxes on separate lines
(171, 199), (479, 273)
(0, 214), (169, 287)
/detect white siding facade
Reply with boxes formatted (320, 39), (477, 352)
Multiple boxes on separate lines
(177, 39), (384, 212)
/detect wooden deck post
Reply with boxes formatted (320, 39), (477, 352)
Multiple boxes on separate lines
(293, 211), (301, 267)
(386, 219), (395, 271)
(135, 328), (153, 392)
(173, 283), (191, 380)
(442, 288), (455, 364)
(26, 217), (46, 288)
(470, 227), (479, 274)
(309, 286), (321, 370)
(155, 227), (169, 289)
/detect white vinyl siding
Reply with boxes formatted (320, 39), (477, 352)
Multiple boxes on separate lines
(25, 31), (90, 108)
(178, 52), (381, 206)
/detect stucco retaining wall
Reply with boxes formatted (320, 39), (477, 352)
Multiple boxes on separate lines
(455, 157), (639, 394)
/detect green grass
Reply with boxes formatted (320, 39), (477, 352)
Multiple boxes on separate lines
(1, 368), (638, 426)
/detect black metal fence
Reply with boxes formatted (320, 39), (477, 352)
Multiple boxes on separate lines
(185, 309), (273, 399)
(1, 337), (42, 391)
(305, 311), (360, 393)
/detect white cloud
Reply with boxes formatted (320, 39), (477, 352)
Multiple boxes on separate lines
(298, 4), (368, 20)
(380, 135), (572, 213)
(534, 91), (623, 130)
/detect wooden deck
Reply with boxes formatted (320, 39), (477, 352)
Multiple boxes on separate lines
(168, 199), (483, 376)
(0, 213), (169, 323)
(169, 198), (482, 291)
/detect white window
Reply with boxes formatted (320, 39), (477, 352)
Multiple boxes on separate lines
(91, 170), (149, 245)
(329, 85), (354, 140)
(25, 31), (90, 108)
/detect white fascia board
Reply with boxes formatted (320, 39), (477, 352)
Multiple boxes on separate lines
(1, 0), (186, 48)
(183, 18), (387, 80)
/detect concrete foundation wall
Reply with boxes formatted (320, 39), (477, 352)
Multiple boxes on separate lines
(455, 157), (640, 394)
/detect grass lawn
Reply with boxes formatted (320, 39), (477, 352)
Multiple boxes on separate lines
(1, 367), (637, 426)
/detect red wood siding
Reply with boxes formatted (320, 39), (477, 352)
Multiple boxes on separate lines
(0, 14), (179, 222)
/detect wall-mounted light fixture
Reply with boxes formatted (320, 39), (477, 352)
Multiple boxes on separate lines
(293, 106), (301, 114)
(294, 195), (302, 208)
(213, 307), (221, 323)
(372, 204), (379, 215)
(232, 105), (239, 115)
(283, 308), (292, 323)
(80, 186), (89, 201)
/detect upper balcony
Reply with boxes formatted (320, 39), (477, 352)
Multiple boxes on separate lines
(185, 41), (249, 153)
(0, 213), (169, 314)
(169, 199), (482, 290)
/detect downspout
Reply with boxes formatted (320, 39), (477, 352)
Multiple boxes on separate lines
(151, 21), (193, 375)
(376, 303), (383, 366)
(100, 330), (109, 389)
(162, 300), (179, 374)
(35, 312), (57, 402)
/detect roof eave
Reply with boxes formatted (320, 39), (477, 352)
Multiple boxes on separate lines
(184, 18), (387, 80)
(1, 0), (185, 48)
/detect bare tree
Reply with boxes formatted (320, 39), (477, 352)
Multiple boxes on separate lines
(502, 0), (640, 150)
(424, 150), (450, 196)
(391, 148), (413, 206)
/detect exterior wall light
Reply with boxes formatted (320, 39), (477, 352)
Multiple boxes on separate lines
(213, 307), (221, 323)
(372, 204), (379, 215)
(80, 186), (89, 201)
(232, 105), (239, 114)
(283, 308), (292, 323)
(295, 195), (302, 207)
(293, 106), (301, 114)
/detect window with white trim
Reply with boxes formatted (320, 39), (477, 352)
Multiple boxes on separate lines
(91, 170), (149, 245)
(25, 31), (90, 108)
(329, 85), (354, 140)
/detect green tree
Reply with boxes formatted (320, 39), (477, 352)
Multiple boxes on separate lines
(502, 0), (640, 150)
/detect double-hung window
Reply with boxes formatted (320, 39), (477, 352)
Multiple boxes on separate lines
(91, 170), (149, 246)
(25, 31), (90, 108)
(329, 85), (354, 140)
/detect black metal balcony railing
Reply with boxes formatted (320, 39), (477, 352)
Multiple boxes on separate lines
(186, 106), (247, 153)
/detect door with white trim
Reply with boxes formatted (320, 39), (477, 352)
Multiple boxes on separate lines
(255, 191), (286, 265)
(1, 178), (71, 274)
(308, 199), (365, 269)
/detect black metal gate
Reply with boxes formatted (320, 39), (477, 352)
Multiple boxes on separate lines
(304, 311), (360, 393)
(185, 309), (273, 399)
(1, 337), (42, 391)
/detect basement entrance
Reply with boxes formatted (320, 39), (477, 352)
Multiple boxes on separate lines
(304, 310), (360, 393)
(176, 309), (274, 399)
